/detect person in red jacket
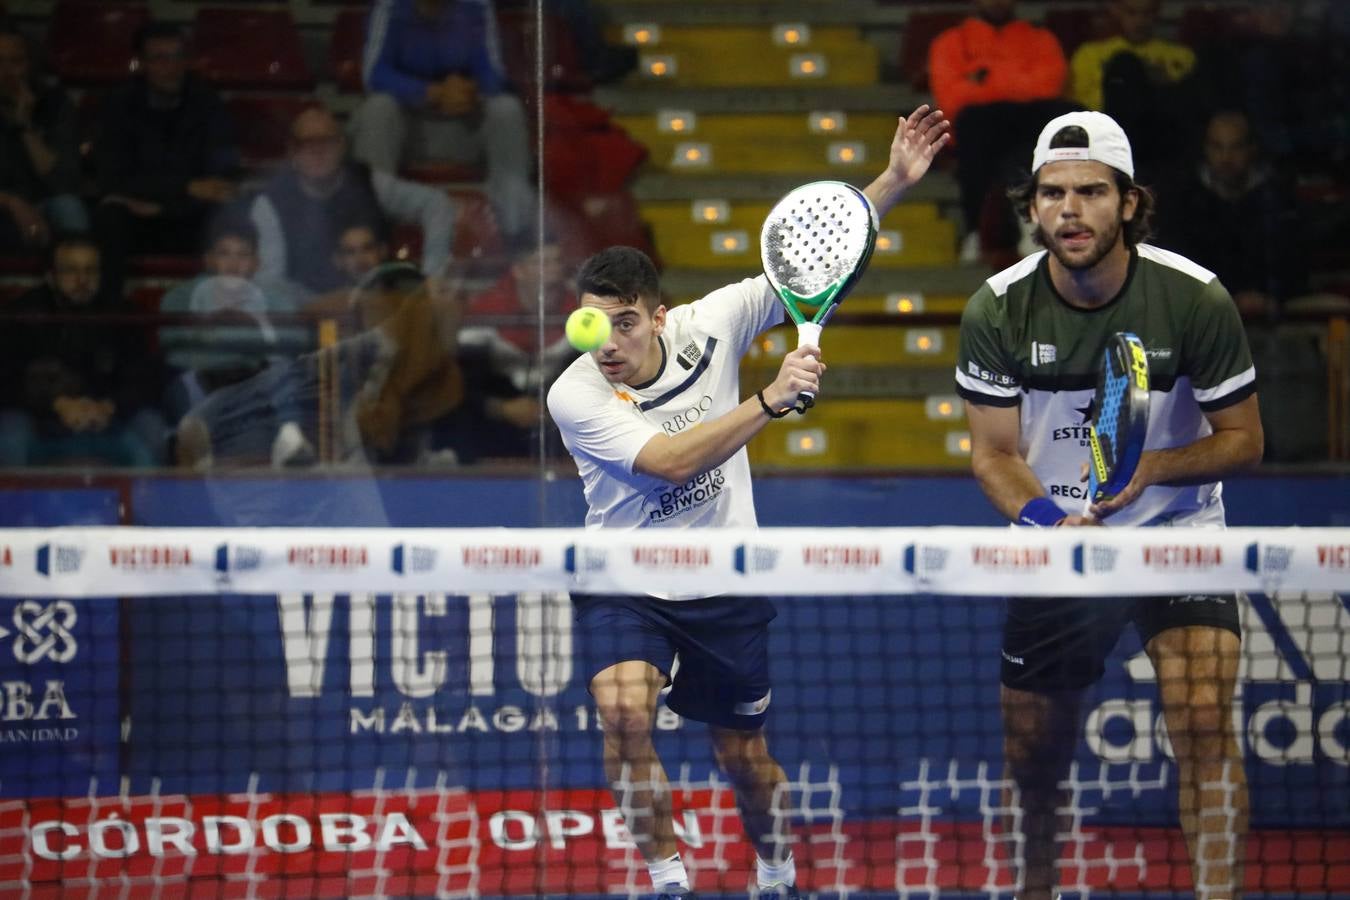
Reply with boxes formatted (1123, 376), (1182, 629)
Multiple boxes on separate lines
(928, 0), (1077, 257)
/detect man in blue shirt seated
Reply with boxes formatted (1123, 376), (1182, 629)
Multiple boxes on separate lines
(348, 0), (535, 243)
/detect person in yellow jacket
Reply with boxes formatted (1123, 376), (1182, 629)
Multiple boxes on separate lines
(1069, 0), (1195, 110)
(1069, 0), (1199, 177)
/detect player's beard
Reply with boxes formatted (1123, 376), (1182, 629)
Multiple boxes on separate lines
(1036, 216), (1124, 271)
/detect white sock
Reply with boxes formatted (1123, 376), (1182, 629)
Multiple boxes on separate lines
(756, 852), (796, 888)
(648, 853), (690, 892)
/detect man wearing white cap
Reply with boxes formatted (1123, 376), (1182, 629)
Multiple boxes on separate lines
(956, 110), (1263, 900)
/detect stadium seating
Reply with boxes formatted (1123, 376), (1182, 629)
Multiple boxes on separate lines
(898, 11), (962, 92)
(641, 198), (956, 270)
(192, 7), (314, 89)
(328, 7), (365, 93)
(623, 24), (880, 87)
(225, 94), (315, 168)
(496, 9), (590, 93)
(47, 1), (149, 84)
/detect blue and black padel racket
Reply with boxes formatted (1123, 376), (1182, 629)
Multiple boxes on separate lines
(1085, 331), (1150, 509)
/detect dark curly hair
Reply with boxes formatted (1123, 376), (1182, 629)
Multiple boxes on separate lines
(1006, 124), (1155, 248)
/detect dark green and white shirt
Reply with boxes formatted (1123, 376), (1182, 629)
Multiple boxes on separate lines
(956, 245), (1256, 527)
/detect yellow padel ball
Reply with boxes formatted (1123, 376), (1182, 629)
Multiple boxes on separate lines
(565, 307), (613, 352)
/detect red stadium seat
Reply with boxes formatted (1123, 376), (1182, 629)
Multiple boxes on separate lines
(192, 7), (314, 89)
(47, 1), (150, 85)
(226, 95), (316, 168)
(495, 10), (590, 93)
(329, 7), (367, 93)
(1043, 8), (1116, 58)
(900, 11), (963, 91)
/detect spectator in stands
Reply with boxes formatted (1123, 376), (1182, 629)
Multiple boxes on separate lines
(92, 22), (239, 296)
(455, 234), (577, 458)
(0, 24), (86, 253)
(332, 221), (392, 288)
(0, 235), (164, 467)
(927, 0), (1075, 259)
(252, 105), (457, 297)
(461, 233), (576, 393)
(1068, 0), (1199, 179)
(1155, 110), (1304, 320)
(159, 217), (309, 423)
(348, 0), (536, 242)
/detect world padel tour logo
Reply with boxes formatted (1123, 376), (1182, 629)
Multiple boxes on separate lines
(35, 544), (83, 577)
(392, 544), (438, 575)
(733, 544), (779, 574)
(1073, 543), (1119, 575)
(903, 544), (949, 577)
(563, 544), (607, 574)
(801, 545), (881, 570)
(460, 546), (541, 570)
(631, 546), (711, 571)
(287, 545), (369, 570)
(1315, 544), (1350, 570)
(1140, 544), (1223, 570)
(1245, 542), (1294, 575)
(215, 543), (263, 574)
(970, 544), (1051, 571)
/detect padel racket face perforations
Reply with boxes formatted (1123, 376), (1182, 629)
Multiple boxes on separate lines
(761, 181), (878, 326)
(1087, 331), (1150, 503)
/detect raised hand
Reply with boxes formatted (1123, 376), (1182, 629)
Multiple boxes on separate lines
(887, 104), (952, 189)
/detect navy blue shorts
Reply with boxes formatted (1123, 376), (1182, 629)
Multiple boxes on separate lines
(571, 593), (777, 730)
(1001, 593), (1242, 692)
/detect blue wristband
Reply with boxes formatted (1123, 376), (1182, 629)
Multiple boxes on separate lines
(1017, 497), (1066, 527)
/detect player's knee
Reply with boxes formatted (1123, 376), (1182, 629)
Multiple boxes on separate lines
(594, 692), (654, 737)
(711, 731), (767, 781)
(1169, 700), (1230, 752)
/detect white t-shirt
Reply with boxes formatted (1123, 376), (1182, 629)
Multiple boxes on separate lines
(547, 276), (783, 530)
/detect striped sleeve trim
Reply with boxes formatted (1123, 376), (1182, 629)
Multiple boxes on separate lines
(1195, 367), (1257, 411)
(956, 367), (1021, 406)
(957, 383), (1021, 408)
(984, 251), (1045, 298)
(1137, 243), (1217, 285)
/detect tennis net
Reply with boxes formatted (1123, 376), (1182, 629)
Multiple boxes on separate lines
(0, 526), (1346, 898)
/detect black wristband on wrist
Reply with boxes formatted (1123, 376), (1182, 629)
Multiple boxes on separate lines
(757, 389), (789, 419)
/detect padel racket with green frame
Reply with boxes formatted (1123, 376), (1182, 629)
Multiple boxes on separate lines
(1084, 331), (1151, 510)
(761, 180), (879, 411)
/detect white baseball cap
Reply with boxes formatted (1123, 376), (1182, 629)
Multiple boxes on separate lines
(1031, 111), (1135, 179)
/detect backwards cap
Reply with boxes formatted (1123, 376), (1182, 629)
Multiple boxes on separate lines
(1031, 111), (1134, 179)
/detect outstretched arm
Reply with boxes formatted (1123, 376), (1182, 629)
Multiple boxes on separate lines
(864, 104), (952, 217)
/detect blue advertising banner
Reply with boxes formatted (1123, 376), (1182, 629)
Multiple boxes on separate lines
(0, 488), (122, 798)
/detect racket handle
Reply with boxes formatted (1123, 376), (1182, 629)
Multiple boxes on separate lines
(795, 322), (823, 411)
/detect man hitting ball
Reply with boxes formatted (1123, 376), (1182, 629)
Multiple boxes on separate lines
(547, 106), (950, 898)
